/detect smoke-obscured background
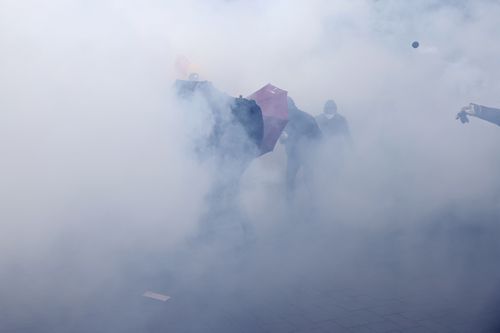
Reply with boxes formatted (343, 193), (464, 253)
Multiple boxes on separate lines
(1, 0), (500, 332)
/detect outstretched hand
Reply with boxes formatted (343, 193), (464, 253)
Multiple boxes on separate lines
(456, 103), (477, 124)
(456, 110), (469, 124)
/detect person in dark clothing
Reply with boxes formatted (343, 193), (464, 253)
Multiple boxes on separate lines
(456, 103), (500, 127)
(175, 79), (263, 230)
(281, 97), (322, 198)
(174, 80), (263, 161)
(315, 99), (352, 178)
(315, 99), (351, 141)
(229, 96), (264, 155)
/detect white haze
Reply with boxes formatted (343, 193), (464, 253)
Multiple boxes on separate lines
(1, 0), (500, 331)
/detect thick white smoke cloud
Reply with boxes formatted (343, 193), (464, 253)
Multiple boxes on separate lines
(1, 0), (499, 331)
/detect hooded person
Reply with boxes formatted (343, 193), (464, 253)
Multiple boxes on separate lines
(281, 97), (322, 199)
(457, 103), (500, 127)
(316, 99), (351, 140)
(315, 99), (352, 178)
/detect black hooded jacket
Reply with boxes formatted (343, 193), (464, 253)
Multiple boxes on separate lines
(284, 103), (322, 157)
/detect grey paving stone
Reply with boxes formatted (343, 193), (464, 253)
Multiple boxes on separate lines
(253, 313), (285, 325)
(369, 301), (406, 316)
(321, 305), (354, 319)
(226, 316), (266, 333)
(460, 318), (500, 332)
(303, 306), (343, 323)
(293, 326), (329, 333)
(397, 327), (434, 333)
(348, 325), (376, 333)
(275, 306), (306, 320)
(261, 321), (297, 333)
(315, 320), (353, 332)
(335, 310), (385, 328)
(334, 296), (379, 311)
(0, 312), (41, 333)
(284, 314), (316, 331)
(313, 296), (341, 310)
(384, 314), (420, 329)
(417, 319), (456, 333)
(427, 307), (459, 320)
(398, 310), (432, 321)
(451, 324), (477, 333)
(363, 320), (402, 333)
(431, 311), (470, 327)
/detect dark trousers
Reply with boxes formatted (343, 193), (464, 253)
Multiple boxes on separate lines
(286, 152), (314, 200)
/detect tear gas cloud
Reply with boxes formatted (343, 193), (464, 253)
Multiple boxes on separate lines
(1, 0), (500, 331)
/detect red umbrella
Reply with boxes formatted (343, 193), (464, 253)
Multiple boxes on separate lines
(247, 84), (288, 155)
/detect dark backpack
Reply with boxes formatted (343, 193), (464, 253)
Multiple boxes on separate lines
(230, 97), (264, 148)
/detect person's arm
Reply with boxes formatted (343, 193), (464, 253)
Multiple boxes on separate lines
(457, 103), (500, 126)
(342, 119), (351, 138)
(340, 117), (353, 147)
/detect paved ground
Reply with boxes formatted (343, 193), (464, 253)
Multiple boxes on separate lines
(1, 208), (500, 332)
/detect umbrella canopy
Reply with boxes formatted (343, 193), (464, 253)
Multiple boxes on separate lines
(247, 84), (288, 155)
